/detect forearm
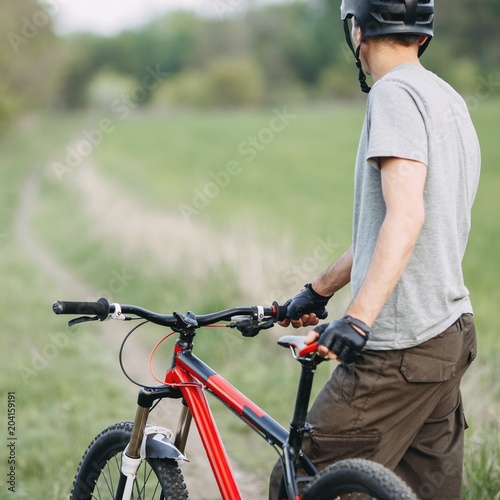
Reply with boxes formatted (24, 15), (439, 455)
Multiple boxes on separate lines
(313, 245), (353, 297)
(281, 248), (352, 329)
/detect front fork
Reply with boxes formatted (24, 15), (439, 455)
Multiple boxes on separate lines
(120, 405), (150, 500)
(118, 387), (188, 500)
(174, 402), (193, 454)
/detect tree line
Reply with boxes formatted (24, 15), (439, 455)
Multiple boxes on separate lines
(2, 0), (499, 131)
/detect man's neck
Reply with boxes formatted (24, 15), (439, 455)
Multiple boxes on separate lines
(363, 43), (423, 84)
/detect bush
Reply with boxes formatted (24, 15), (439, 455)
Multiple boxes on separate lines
(203, 58), (263, 108)
(153, 70), (209, 109)
(153, 58), (263, 109)
(85, 70), (139, 109)
(318, 66), (359, 100)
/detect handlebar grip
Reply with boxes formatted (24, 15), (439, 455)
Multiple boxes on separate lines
(272, 301), (289, 322)
(272, 302), (328, 322)
(52, 297), (110, 320)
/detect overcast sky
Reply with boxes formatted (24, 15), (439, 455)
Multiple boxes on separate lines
(52, 0), (209, 35)
(52, 0), (275, 36)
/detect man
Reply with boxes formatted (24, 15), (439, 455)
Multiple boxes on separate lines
(270, 0), (480, 498)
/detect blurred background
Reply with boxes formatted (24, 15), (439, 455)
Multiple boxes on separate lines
(2, 0), (500, 121)
(1, 0), (499, 498)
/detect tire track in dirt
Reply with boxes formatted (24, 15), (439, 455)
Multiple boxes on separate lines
(15, 166), (268, 499)
(64, 161), (294, 305)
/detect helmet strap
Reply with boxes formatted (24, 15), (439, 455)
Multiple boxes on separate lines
(355, 46), (372, 94)
(343, 20), (371, 94)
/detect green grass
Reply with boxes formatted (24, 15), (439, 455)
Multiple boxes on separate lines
(2, 101), (499, 498)
(89, 105), (358, 249)
(463, 424), (500, 499)
(462, 102), (500, 357)
(0, 114), (132, 498)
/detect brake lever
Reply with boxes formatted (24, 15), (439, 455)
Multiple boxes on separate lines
(68, 316), (100, 327)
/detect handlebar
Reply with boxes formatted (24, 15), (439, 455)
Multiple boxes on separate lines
(52, 298), (290, 328)
(53, 298), (110, 320)
(52, 298), (325, 357)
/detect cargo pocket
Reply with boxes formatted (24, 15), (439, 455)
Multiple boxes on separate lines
(400, 352), (457, 383)
(400, 330), (463, 383)
(305, 432), (381, 470)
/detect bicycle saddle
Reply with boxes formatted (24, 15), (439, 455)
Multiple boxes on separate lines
(277, 335), (308, 352)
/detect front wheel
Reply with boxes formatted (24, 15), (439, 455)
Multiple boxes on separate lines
(302, 458), (417, 500)
(70, 421), (188, 499)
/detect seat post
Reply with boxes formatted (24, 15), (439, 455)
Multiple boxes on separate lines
(288, 360), (317, 450)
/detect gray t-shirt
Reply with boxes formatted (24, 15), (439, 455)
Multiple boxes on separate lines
(352, 64), (481, 350)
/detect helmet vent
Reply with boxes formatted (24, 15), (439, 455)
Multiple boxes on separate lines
(379, 12), (405, 23)
(377, 12), (433, 23)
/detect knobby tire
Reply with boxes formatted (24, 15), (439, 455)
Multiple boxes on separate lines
(302, 458), (418, 500)
(70, 421), (188, 500)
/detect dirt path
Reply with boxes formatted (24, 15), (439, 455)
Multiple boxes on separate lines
(60, 160), (294, 305)
(15, 165), (267, 499)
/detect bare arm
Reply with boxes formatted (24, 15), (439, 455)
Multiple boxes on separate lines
(313, 245), (353, 297)
(289, 157), (426, 332)
(345, 157), (427, 326)
(308, 156), (427, 356)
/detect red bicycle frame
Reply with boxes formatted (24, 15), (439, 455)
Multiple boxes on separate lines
(52, 299), (320, 499)
(165, 343), (289, 499)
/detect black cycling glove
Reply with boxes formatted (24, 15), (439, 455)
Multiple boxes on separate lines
(314, 315), (370, 364)
(284, 283), (332, 321)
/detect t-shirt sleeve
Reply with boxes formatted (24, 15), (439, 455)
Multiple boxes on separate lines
(366, 81), (428, 168)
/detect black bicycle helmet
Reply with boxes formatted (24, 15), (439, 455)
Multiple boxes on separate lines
(340, 0), (435, 93)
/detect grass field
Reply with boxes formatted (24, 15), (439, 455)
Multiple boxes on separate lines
(2, 101), (499, 498)
(0, 116), (133, 498)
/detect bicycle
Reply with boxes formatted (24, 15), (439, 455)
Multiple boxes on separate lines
(53, 297), (417, 500)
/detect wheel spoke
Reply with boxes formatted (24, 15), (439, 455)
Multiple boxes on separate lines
(70, 423), (187, 500)
(100, 460), (117, 496)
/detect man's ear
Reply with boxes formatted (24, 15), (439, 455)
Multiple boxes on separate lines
(351, 24), (363, 48)
(418, 36), (428, 46)
(356, 28), (363, 46)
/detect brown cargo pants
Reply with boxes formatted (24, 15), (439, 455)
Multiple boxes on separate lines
(269, 313), (477, 499)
